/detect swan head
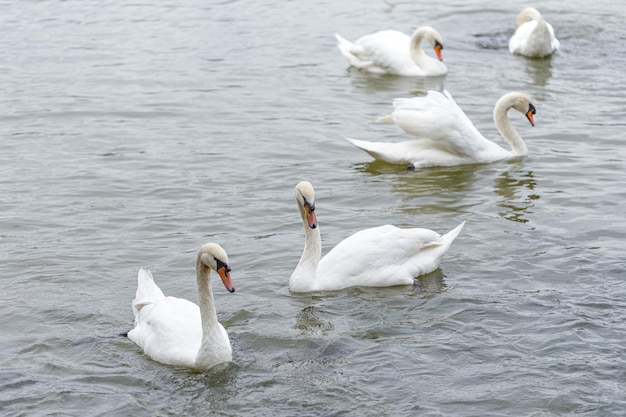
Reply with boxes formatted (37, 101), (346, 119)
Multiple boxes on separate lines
(295, 181), (318, 229)
(198, 243), (235, 293)
(499, 92), (536, 127)
(515, 7), (543, 27)
(412, 26), (444, 61)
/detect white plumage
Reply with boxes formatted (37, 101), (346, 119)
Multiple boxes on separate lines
(346, 90), (536, 169)
(335, 26), (447, 76)
(289, 181), (464, 292)
(509, 7), (559, 58)
(128, 243), (235, 370)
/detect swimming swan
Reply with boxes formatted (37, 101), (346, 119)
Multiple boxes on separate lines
(335, 26), (447, 76)
(128, 243), (235, 370)
(289, 181), (464, 292)
(346, 90), (535, 169)
(509, 7), (559, 58)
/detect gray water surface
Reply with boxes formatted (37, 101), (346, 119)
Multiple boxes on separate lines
(1, 1), (625, 416)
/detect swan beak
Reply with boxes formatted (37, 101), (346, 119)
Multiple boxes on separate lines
(216, 260), (235, 293)
(526, 103), (536, 127)
(305, 203), (318, 229)
(434, 40), (443, 61)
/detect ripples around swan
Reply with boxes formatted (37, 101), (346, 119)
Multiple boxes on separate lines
(1, 0), (626, 415)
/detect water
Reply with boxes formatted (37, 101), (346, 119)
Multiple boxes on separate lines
(1, 0), (625, 415)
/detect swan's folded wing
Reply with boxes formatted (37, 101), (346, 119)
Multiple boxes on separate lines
(388, 90), (485, 157)
(317, 225), (445, 288)
(350, 30), (413, 73)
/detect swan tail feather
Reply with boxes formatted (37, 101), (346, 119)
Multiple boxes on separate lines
(437, 221), (465, 249)
(377, 114), (395, 124)
(132, 268), (165, 315)
(345, 137), (412, 165)
(335, 33), (366, 68)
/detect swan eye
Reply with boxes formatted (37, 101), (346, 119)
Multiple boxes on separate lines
(303, 197), (315, 212)
(214, 257), (231, 272)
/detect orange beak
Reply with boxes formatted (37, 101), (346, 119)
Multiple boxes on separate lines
(305, 204), (318, 229)
(217, 264), (235, 293)
(526, 103), (536, 127)
(434, 41), (443, 61)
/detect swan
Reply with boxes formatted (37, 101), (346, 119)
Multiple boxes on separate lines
(509, 7), (559, 58)
(334, 26), (447, 76)
(290, 181), (464, 293)
(346, 90), (535, 169)
(128, 243), (235, 370)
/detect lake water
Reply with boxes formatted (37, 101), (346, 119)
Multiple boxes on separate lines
(1, 0), (625, 415)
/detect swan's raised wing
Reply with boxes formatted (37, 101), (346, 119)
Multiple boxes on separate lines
(385, 90), (486, 157)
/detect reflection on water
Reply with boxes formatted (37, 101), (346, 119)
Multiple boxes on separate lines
(494, 163), (539, 223)
(296, 305), (335, 337)
(415, 269), (446, 296)
(345, 67), (445, 95)
(473, 30), (511, 51)
(354, 161), (482, 215)
(523, 56), (553, 86)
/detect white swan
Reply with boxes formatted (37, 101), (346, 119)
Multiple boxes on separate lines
(335, 26), (447, 76)
(509, 7), (559, 58)
(290, 181), (464, 293)
(128, 243), (235, 370)
(346, 90), (535, 169)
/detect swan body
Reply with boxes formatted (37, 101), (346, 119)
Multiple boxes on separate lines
(335, 26), (447, 76)
(346, 90), (535, 169)
(128, 243), (235, 370)
(290, 181), (464, 293)
(509, 7), (559, 58)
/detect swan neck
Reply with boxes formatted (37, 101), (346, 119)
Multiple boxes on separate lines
(409, 29), (426, 63)
(290, 209), (322, 292)
(195, 259), (219, 337)
(494, 100), (528, 156)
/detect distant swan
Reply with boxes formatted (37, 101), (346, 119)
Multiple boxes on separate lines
(335, 26), (447, 76)
(128, 243), (235, 370)
(509, 7), (559, 58)
(346, 90), (535, 169)
(290, 181), (464, 292)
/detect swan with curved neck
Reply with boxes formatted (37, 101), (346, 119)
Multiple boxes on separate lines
(346, 90), (535, 169)
(290, 181), (464, 293)
(509, 7), (559, 58)
(335, 26), (447, 76)
(128, 243), (235, 370)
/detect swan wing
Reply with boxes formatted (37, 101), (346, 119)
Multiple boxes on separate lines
(386, 90), (486, 158)
(128, 293), (203, 367)
(316, 222), (463, 290)
(336, 30), (420, 75)
(131, 269), (165, 318)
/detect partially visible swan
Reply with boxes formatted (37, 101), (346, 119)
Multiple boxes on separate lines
(290, 181), (464, 293)
(335, 26), (447, 76)
(509, 7), (559, 58)
(128, 243), (235, 370)
(346, 90), (535, 169)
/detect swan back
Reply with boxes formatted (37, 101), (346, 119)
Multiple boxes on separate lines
(509, 7), (559, 57)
